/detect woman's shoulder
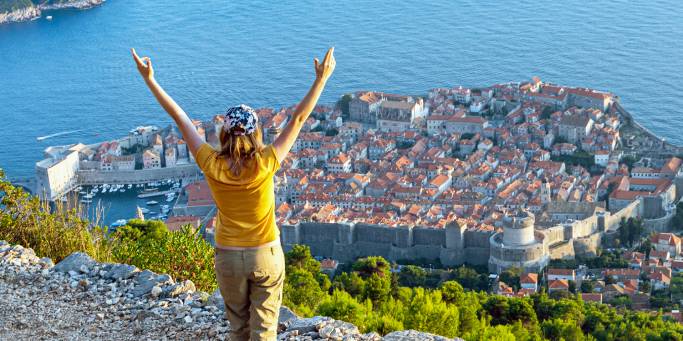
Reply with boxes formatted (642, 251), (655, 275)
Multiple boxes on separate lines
(258, 144), (281, 173)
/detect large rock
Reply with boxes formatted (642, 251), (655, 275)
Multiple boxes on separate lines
(104, 263), (139, 281)
(129, 270), (174, 297)
(53, 252), (96, 273)
(384, 330), (460, 341)
(286, 316), (331, 334)
(208, 289), (224, 310)
(164, 279), (196, 298)
(278, 306), (299, 330)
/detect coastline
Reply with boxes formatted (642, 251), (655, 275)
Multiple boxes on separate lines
(0, 0), (104, 25)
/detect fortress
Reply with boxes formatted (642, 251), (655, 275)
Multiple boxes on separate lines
(280, 197), (649, 272)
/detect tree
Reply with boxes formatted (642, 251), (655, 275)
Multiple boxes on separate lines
(398, 265), (427, 287)
(610, 295), (632, 309)
(284, 268), (327, 311)
(440, 280), (465, 305)
(499, 267), (522, 290)
(332, 271), (366, 298)
(338, 94), (352, 117)
(285, 244), (321, 274)
(353, 256), (391, 278)
(404, 288), (460, 338)
(621, 155), (638, 171)
(451, 265), (488, 291)
(316, 290), (369, 329)
(580, 281), (594, 293)
(541, 318), (585, 341)
(115, 218), (167, 241)
(364, 272), (392, 303)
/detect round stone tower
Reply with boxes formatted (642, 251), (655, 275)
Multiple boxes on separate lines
(502, 210), (536, 246)
(489, 210), (549, 273)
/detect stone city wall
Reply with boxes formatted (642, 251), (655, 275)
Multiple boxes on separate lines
(573, 233), (602, 258)
(279, 199), (645, 270)
(548, 241), (575, 260)
(643, 210), (675, 233)
(281, 222), (474, 266)
(604, 200), (641, 231)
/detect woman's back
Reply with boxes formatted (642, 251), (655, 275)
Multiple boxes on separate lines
(195, 143), (281, 247)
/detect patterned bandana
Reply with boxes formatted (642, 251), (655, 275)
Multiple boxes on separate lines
(223, 104), (258, 136)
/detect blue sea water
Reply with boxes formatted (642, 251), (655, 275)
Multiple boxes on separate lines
(1, 0), (683, 223)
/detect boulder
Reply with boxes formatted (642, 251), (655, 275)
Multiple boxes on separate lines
(105, 263), (139, 281)
(278, 306), (299, 330)
(53, 252), (96, 273)
(208, 289), (224, 310)
(286, 316), (331, 334)
(384, 330), (460, 341)
(129, 270), (174, 297)
(164, 279), (196, 298)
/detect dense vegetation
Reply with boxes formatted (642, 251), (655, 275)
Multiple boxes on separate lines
(3, 171), (683, 339)
(0, 171), (217, 291)
(0, 0), (35, 13)
(0, 0), (92, 13)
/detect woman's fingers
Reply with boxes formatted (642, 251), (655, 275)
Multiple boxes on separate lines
(131, 48), (144, 66)
(324, 47), (334, 65)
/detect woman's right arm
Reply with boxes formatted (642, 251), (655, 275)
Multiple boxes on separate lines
(272, 47), (336, 162)
(131, 48), (205, 157)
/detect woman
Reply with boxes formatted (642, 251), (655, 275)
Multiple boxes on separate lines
(132, 47), (336, 340)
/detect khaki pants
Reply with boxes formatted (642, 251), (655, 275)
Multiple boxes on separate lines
(214, 245), (285, 341)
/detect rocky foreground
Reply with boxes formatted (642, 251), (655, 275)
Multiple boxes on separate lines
(0, 240), (456, 341)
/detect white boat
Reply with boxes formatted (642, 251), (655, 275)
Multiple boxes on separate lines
(139, 207), (150, 214)
(127, 184), (133, 189)
(119, 189), (125, 193)
(83, 193), (94, 199)
(146, 200), (159, 205)
(46, 16), (53, 20)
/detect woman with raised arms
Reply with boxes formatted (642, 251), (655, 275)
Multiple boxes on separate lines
(131, 47), (336, 340)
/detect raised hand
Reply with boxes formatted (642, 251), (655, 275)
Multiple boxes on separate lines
(314, 47), (336, 83)
(131, 48), (154, 81)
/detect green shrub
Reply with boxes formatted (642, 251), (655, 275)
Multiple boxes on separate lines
(0, 173), (113, 263)
(114, 225), (216, 292)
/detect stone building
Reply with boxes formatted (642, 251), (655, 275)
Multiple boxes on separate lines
(349, 92), (382, 124)
(488, 211), (550, 273)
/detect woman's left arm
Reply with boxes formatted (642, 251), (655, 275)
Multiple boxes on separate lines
(131, 48), (205, 156)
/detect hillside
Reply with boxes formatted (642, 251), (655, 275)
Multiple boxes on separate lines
(0, 0), (103, 24)
(0, 0), (33, 13)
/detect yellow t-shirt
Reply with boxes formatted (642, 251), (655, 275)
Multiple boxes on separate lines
(195, 143), (281, 247)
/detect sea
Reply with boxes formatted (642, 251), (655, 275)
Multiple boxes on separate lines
(1, 0), (683, 225)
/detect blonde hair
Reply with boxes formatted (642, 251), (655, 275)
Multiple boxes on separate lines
(217, 125), (265, 177)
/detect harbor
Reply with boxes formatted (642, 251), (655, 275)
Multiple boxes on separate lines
(61, 177), (197, 226)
